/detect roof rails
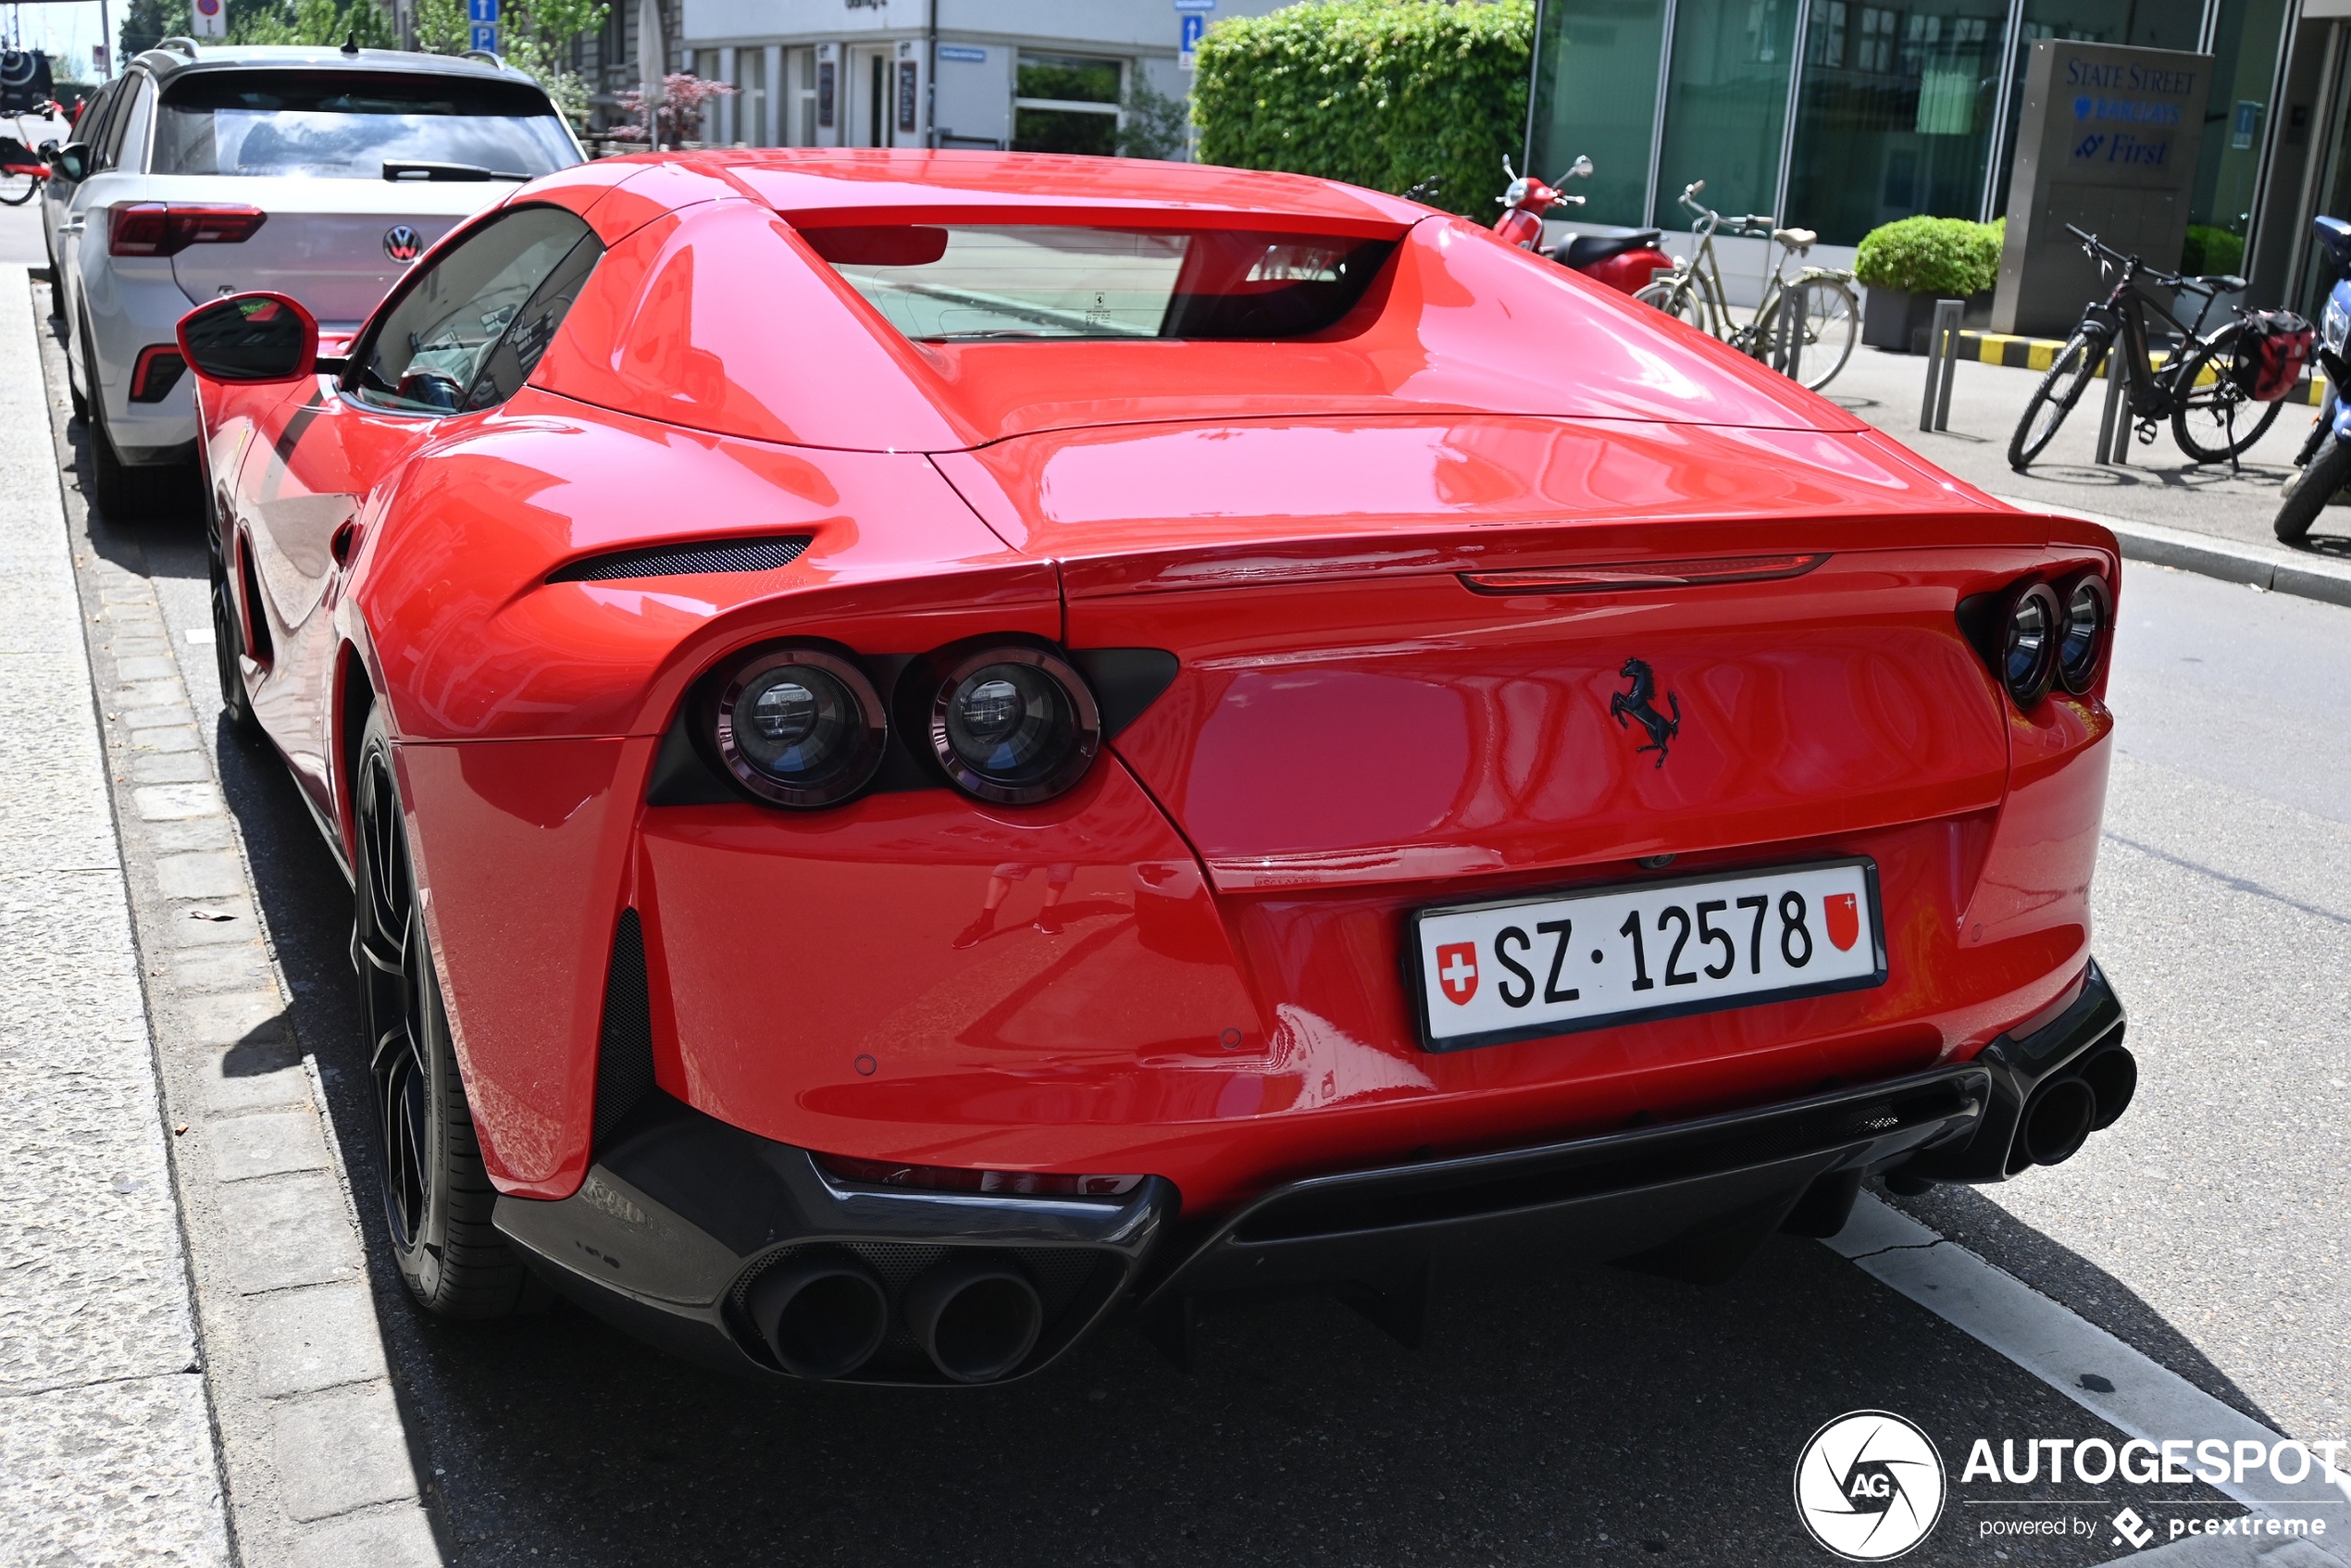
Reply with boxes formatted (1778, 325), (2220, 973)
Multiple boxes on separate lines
(461, 48), (504, 68)
(155, 37), (202, 59)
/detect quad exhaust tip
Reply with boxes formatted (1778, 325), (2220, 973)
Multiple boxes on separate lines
(906, 1256), (1043, 1384)
(746, 1254), (889, 1380)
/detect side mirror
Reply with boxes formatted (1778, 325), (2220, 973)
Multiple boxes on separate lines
(1569, 155), (1594, 180)
(46, 141), (86, 181)
(177, 292), (319, 384)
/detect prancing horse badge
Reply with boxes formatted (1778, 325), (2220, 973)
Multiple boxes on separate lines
(1610, 658), (1681, 767)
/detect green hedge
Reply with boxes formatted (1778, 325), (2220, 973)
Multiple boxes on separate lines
(1852, 215), (2004, 297)
(1192, 0), (1534, 218)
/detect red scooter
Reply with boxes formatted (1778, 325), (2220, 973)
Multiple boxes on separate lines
(1492, 155), (1675, 297)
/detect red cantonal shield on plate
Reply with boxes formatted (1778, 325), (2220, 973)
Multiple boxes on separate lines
(1824, 892), (1860, 952)
(1435, 941), (1479, 1005)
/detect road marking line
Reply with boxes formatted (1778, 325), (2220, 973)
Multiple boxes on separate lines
(1825, 1193), (2351, 1527)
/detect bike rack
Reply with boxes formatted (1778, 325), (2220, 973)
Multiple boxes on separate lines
(2095, 349), (2129, 466)
(1918, 299), (1962, 432)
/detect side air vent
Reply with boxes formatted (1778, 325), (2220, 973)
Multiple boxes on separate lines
(548, 535), (811, 584)
(591, 910), (656, 1149)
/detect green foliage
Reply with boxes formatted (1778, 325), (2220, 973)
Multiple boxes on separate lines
(118, 0), (188, 62)
(2182, 223), (2245, 277)
(1115, 76), (1190, 160)
(1192, 0), (1534, 218)
(1852, 215), (2003, 297)
(231, 0), (393, 48)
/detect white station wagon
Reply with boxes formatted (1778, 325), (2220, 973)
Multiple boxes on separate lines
(43, 42), (581, 517)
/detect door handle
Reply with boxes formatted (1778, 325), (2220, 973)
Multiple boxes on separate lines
(57, 218), (81, 233)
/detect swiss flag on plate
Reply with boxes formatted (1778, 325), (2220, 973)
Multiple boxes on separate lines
(1824, 892), (1860, 952)
(1435, 942), (1479, 1005)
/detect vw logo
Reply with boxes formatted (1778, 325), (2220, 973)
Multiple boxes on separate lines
(383, 225), (424, 264)
(1794, 1411), (1946, 1560)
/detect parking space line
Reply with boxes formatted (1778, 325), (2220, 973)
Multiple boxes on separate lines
(1827, 1193), (2351, 1545)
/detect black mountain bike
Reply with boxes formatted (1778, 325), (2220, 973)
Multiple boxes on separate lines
(2008, 225), (2282, 470)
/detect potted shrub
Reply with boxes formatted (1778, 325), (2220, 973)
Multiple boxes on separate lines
(1854, 216), (2003, 352)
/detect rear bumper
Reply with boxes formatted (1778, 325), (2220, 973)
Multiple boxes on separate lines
(493, 1039), (2080, 1384)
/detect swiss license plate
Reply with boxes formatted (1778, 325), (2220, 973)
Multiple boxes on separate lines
(1411, 858), (1885, 1052)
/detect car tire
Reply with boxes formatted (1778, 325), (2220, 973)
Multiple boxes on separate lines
(205, 504), (261, 736)
(81, 315), (189, 523)
(2275, 432), (2351, 544)
(353, 706), (547, 1318)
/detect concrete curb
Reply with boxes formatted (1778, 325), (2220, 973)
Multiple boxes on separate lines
(28, 276), (442, 1567)
(1990, 492), (2351, 610)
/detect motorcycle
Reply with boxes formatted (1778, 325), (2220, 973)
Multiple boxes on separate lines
(1489, 155), (1676, 296)
(2277, 215), (2351, 543)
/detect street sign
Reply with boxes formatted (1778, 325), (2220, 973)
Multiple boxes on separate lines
(467, 0), (497, 21)
(469, 22), (497, 52)
(1175, 0), (1216, 10)
(1179, 11), (1205, 67)
(191, 0), (225, 39)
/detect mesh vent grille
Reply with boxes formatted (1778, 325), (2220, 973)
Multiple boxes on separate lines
(591, 910), (655, 1149)
(548, 535), (810, 584)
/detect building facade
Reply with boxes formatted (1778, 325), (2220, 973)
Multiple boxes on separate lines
(647, 0), (1282, 156)
(1528, 0), (2351, 308)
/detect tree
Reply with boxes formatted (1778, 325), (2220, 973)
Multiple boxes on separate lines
(607, 71), (732, 144)
(1115, 75), (1189, 161)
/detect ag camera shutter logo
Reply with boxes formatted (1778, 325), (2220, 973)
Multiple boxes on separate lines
(1795, 1411), (1947, 1560)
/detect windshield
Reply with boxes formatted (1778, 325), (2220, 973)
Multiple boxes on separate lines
(803, 224), (1396, 342)
(153, 71), (576, 180)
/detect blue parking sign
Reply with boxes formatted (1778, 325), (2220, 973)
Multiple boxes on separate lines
(467, 0), (497, 20)
(469, 22), (497, 51)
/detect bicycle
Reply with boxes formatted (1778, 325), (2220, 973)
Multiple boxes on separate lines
(1633, 180), (1860, 392)
(2008, 225), (2283, 470)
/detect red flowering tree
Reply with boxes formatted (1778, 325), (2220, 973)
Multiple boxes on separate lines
(610, 72), (737, 144)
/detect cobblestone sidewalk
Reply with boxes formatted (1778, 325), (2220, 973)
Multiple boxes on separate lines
(0, 271), (230, 1560)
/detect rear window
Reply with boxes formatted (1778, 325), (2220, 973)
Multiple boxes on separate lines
(802, 225), (1396, 342)
(153, 70), (577, 180)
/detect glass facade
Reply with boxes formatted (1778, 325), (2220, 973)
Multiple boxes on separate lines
(1526, 0), (1669, 225)
(1532, 0), (2296, 255)
(1653, 0), (1801, 229)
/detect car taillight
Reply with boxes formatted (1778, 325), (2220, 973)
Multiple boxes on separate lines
(110, 202), (267, 257)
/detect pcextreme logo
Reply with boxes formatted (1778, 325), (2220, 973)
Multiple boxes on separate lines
(1795, 1411), (1948, 1561)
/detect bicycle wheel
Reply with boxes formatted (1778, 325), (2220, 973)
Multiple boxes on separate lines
(1635, 270), (1717, 337)
(2169, 325), (2284, 464)
(2275, 432), (2351, 543)
(0, 168), (36, 206)
(1753, 277), (1860, 391)
(2008, 330), (2107, 470)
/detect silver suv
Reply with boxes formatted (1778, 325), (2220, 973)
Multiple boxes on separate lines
(44, 42), (580, 518)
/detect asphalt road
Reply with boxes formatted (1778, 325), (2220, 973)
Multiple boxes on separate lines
(28, 247), (2348, 1563)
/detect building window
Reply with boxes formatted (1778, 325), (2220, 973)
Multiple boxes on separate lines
(1013, 52), (1121, 155)
(1652, 0), (1800, 228)
(734, 48), (766, 145)
(1528, 0), (1672, 225)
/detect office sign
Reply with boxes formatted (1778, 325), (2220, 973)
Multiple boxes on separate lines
(1994, 41), (2212, 336)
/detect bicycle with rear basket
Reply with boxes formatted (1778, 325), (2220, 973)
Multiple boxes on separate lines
(1633, 180), (1860, 392)
(2007, 224), (2308, 471)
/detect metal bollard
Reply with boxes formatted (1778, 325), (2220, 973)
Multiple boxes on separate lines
(1778, 287), (1806, 382)
(2095, 342), (2127, 465)
(1919, 299), (1963, 431)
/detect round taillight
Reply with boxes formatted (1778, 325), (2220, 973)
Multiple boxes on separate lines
(928, 647), (1099, 804)
(712, 645), (886, 808)
(2002, 581), (2061, 706)
(2057, 575), (2109, 694)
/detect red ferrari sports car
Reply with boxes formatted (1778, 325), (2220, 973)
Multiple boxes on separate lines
(180, 149), (2129, 1388)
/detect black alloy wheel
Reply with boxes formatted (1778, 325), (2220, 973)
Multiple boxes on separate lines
(353, 707), (545, 1317)
(2009, 329), (2107, 470)
(2275, 432), (2351, 543)
(2170, 324), (2285, 465)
